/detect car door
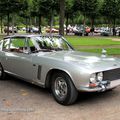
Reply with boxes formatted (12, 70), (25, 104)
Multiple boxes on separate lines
(2, 37), (38, 81)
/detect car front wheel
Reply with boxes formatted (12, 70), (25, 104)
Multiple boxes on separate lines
(51, 72), (78, 105)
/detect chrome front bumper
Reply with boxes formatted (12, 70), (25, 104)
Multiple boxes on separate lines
(79, 79), (120, 92)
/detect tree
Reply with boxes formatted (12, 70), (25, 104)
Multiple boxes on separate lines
(0, 13), (4, 33)
(101, 0), (120, 36)
(0, 0), (26, 35)
(19, 0), (31, 33)
(74, 0), (99, 34)
(59, 0), (65, 36)
(65, 0), (74, 35)
(32, 0), (45, 33)
(32, 0), (58, 34)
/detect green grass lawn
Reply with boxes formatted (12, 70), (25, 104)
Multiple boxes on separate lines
(77, 48), (120, 55)
(65, 36), (120, 55)
(65, 36), (120, 46)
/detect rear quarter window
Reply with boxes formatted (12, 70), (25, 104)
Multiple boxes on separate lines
(10, 38), (26, 48)
(3, 39), (10, 51)
(0, 40), (3, 51)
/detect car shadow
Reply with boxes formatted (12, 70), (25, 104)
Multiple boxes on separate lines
(4, 74), (49, 94)
(3, 74), (119, 105)
(76, 89), (118, 105)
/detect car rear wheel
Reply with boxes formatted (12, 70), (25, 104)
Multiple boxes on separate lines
(0, 63), (5, 80)
(51, 72), (78, 105)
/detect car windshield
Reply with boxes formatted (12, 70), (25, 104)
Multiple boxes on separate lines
(32, 36), (73, 51)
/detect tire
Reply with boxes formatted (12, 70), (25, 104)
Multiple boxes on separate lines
(51, 72), (78, 105)
(0, 63), (5, 80)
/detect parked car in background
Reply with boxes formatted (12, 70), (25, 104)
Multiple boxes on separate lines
(46, 28), (59, 33)
(73, 25), (90, 36)
(100, 28), (111, 36)
(22, 27), (26, 31)
(0, 35), (120, 105)
(67, 24), (74, 33)
(94, 28), (101, 33)
(32, 27), (39, 33)
(116, 27), (120, 36)
(26, 27), (39, 33)
(4, 27), (18, 33)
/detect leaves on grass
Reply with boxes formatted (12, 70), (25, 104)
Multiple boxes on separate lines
(20, 89), (29, 96)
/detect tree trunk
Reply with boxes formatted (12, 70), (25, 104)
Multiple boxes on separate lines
(113, 18), (116, 36)
(91, 18), (94, 36)
(59, 0), (65, 36)
(26, 17), (28, 33)
(50, 10), (54, 35)
(7, 13), (10, 36)
(0, 16), (3, 34)
(38, 15), (42, 34)
(12, 14), (15, 35)
(35, 17), (37, 27)
(83, 14), (86, 36)
(66, 14), (69, 35)
(28, 17), (31, 33)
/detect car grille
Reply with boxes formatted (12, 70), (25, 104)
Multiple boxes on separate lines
(103, 68), (120, 81)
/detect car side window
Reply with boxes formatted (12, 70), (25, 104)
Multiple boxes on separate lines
(0, 40), (3, 51)
(3, 39), (10, 51)
(9, 38), (28, 53)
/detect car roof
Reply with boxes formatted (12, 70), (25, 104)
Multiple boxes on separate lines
(4, 34), (62, 39)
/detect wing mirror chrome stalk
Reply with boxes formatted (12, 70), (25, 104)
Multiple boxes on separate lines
(98, 81), (110, 92)
(101, 49), (107, 57)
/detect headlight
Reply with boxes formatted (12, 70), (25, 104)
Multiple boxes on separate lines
(97, 72), (103, 82)
(90, 73), (97, 83)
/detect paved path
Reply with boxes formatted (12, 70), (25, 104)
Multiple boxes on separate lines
(0, 76), (120, 120)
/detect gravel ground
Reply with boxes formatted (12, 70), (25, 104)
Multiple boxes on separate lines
(0, 75), (120, 120)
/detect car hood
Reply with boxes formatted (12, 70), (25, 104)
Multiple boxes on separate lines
(37, 51), (120, 72)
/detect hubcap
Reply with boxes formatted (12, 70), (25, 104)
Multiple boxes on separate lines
(54, 77), (68, 99)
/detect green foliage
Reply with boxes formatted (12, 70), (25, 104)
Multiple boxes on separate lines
(19, 0), (29, 18)
(65, 0), (74, 17)
(0, 0), (120, 32)
(101, 0), (120, 35)
(0, 0), (26, 14)
(32, 0), (58, 16)
(73, 0), (99, 19)
(101, 0), (120, 19)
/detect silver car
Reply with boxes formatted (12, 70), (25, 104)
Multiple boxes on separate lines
(0, 35), (120, 105)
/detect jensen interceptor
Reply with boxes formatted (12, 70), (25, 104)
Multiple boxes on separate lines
(0, 35), (120, 105)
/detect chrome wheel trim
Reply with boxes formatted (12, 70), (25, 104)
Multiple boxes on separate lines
(54, 77), (68, 99)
